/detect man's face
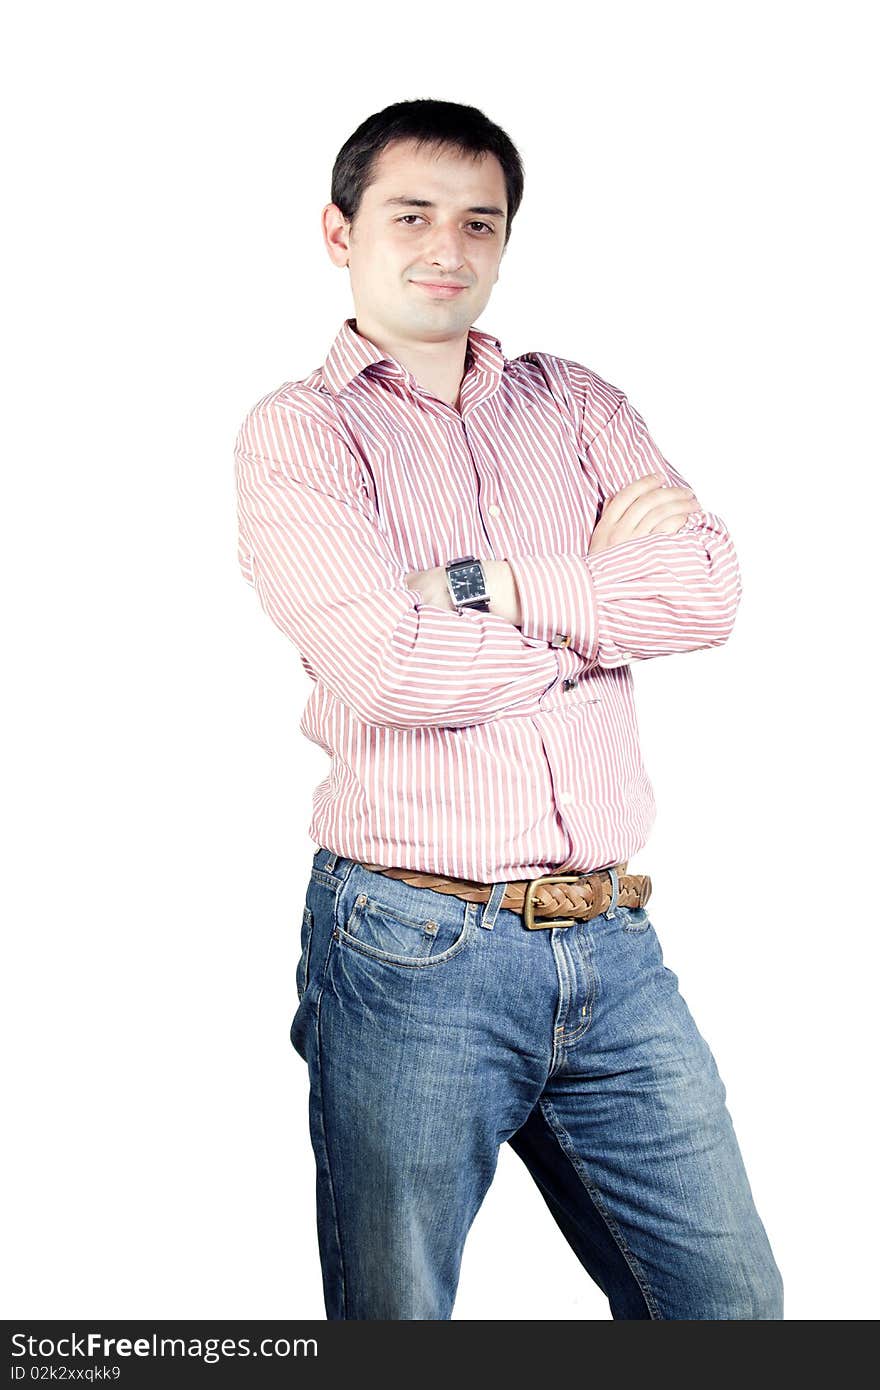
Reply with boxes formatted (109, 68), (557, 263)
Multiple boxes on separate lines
(339, 138), (508, 342)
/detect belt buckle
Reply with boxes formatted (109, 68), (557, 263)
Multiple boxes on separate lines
(522, 872), (592, 930)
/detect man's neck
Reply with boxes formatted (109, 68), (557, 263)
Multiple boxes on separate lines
(353, 317), (469, 410)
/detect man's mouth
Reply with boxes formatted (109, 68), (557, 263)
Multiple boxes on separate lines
(411, 281), (469, 299)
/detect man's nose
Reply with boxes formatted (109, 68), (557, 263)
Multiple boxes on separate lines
(423, 224), (468, 268)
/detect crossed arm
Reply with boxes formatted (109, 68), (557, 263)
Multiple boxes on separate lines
(236, 390), (739, 728)
(406, 474), (701, 623)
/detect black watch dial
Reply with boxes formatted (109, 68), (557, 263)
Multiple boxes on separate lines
(449, 562), (486, 604)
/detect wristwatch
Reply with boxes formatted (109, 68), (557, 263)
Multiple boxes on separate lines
(445, 554), (491, 613)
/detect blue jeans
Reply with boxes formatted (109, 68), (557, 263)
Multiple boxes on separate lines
(291, 847), (783, 1320)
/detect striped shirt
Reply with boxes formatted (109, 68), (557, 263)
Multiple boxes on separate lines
(234, 316), (741, 882)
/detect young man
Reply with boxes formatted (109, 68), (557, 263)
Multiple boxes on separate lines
(234, 98), (783, 1320)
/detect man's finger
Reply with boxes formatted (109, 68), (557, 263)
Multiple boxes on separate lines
(600, 473), (666, 519)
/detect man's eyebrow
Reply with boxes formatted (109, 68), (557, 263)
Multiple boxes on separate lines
(381, 195), (507, 219)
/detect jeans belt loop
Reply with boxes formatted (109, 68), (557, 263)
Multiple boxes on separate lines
(604, 865), (620, 919)
(481, 879), (509, 931)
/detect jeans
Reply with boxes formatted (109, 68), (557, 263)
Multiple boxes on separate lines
(290, 847), (784, 1320)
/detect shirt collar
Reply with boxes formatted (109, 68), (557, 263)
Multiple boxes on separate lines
(322, 316), (507, 402)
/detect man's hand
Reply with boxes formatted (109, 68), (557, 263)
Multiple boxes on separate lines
(404, 564), (456, 611)
(588, 474), (701, 557)
(405, 559), (521, 626)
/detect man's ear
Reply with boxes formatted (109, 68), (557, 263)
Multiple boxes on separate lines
(321, 203), (352, 269)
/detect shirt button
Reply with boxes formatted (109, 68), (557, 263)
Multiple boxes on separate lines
(488, 503), (501, 516)
(562, 677), (576, 690)
(559, 791), (574, 806)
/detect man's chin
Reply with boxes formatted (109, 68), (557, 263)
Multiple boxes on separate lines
(405, 304), (478, 335)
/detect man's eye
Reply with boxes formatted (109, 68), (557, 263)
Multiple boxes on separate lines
(396, 216), (494, 234)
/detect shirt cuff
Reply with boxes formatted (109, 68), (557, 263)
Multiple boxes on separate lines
(505, 552), (599, 664)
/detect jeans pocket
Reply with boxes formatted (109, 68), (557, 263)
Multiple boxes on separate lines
(295, 904), (314, 1000)
(336, 871), (473, 968)
(342, 894), (439, 960)
(619, 905), (653, 934)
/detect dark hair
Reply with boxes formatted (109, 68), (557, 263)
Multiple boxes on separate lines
(330, 98), (525, 248)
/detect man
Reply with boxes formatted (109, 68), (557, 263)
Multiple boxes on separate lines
(234, 98), (783, 1320)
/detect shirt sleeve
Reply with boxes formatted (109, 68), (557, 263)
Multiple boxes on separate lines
(234, 392), (562, 729)
(506, 385), (743, 667)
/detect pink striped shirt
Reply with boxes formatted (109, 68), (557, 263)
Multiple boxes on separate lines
(234, 317), (741, 882)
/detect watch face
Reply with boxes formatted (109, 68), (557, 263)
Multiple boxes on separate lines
(449, 562), (485, 603)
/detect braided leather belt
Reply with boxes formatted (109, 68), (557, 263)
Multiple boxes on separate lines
(357, 860), (652, 929)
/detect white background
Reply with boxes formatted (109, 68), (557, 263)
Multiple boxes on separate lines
(4, 0), (877, 1321)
